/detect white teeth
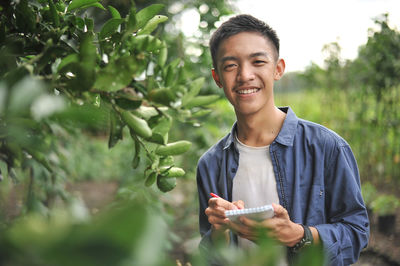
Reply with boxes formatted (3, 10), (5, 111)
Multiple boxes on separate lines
(237, 88), (259, 94)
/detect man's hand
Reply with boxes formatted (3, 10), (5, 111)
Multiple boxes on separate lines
(205, 197), (244, 241)
(230, 203), (305, 247)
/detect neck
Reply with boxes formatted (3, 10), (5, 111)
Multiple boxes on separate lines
(236, 106), (286, 147)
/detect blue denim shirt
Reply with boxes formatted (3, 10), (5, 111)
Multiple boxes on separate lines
(196, 107), (369, 265)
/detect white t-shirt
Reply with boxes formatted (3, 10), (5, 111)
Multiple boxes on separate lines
(232, 134), (280, 249)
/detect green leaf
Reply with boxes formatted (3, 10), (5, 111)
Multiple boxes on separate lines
(48, 0), (60, 27)
(137, 15), (168, 36)
(108, 5), (121, 19)
(135, 4), (164, 31)
(15, 0), (36, 33)
(85, 17), (94, 31)
(125, 4), (137, 34)
(159, 156), (174, 167)
(158, 46), (168, 67)
(132, 137), (141, 169)
(81, 2), (105, 10)
(125, 35), (163, 52)
(164, 66), (175, 87)
(181, 77), (205, 106)
(94, 55), (138, 92)
(114, 94), (142, 110)
(184, 95), (220, 108)
(148, 116), (171, 145)
(80, 34), (96, 68)
(67, 0), (99, 11)
(191, 109), (212, 118)
(108, 110), (124, 149)
(99, 18), (124, 40)
(145, 171), (157, 187)
(148, 88), (175, 106)
(58, 55), (78, 72)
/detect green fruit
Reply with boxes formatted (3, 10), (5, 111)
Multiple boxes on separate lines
(165, 167), (185, 177)
(148, 88), (175, 105)
(157, 175), (176, 192)
(159, 166), (185, 177)
(121, 111), (152, 139)
(155, 141), (192, 156)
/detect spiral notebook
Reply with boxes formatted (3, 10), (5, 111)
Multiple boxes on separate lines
(225, 204), (275, 222)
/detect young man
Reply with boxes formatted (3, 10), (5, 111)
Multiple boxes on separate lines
(196, 14), (369, 265)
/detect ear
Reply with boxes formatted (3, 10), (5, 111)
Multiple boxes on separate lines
(274, 58), (286, 81)
(212, 68), (222, 88)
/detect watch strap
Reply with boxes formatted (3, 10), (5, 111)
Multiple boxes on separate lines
(291, 224), (313, 253)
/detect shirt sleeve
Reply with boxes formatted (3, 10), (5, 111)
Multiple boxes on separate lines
(196, 157), (214, 246)
(315, 144), (370, 265)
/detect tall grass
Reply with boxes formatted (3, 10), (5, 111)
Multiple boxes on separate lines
(275, 89), (400, 192)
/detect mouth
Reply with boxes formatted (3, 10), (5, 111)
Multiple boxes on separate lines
(235, 88), (260, 95)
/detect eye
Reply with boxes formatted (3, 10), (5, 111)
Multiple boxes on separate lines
(223, 64), (237, 71)
(253, 60), (266, 66)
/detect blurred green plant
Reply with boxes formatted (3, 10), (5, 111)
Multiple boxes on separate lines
(361, 182), (377, 209)
(0, 197), (172, 266)
(371, 194), (400, 216)
(0, 0), (221, 207)
(298, 13), (400, 187)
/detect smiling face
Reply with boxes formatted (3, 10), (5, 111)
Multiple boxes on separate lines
(212, 32), (285, 118)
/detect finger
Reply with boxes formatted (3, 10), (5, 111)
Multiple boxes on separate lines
(238, 216), (260, 227)
(271, 203), (289, 219)
(209, 198), (238, 210)
(209, 215), (230, 226)
(205, 206), (227, 219)
(229, 220), (259, 235)
(233, 200), (245, 209)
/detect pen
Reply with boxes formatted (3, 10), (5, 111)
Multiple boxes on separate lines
(210, 192), (221, 198)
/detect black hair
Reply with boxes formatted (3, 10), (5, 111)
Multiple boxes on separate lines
(209, 14), (280, 70)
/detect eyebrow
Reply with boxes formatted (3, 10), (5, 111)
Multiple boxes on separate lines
(249, 52), (270, 58)
(219, 52), (271, 64)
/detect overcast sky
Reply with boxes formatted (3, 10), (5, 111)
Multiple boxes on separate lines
(234, 0), (400, 72)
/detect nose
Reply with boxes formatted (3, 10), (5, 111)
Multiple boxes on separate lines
(237, 64), (255, 82)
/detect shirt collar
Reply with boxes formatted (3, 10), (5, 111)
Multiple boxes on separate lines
(223, 106), (298, 149)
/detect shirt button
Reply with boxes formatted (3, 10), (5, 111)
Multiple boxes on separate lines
(231, 168), (237, 173)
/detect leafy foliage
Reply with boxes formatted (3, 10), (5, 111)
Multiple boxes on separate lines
(0, 0), (220, 203)
(371, 194), (400, 216)
(298, 14), (400, 186)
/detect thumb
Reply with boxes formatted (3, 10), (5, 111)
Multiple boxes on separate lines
(272, 203), (289, 218)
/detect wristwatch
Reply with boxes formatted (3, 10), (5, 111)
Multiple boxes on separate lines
(291, 224), (313, 253)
